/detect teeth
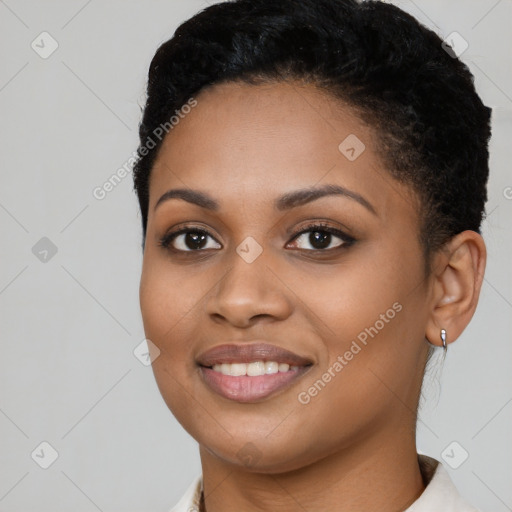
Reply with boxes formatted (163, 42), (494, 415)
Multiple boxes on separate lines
(211, 361), (299, 376)
(265, 361), (278, 374)
(230, 363), (246, 376)
(247, 361), (265, 376)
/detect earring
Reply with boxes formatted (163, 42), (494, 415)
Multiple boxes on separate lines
(440, 328), (447, 352)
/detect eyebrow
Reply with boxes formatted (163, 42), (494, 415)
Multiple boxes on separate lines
(154, 184), (377, 216)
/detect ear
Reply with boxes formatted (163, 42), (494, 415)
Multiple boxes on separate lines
(425, 230), (486, 347)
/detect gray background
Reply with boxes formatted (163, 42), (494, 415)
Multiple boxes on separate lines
(0, 1), (510, 510)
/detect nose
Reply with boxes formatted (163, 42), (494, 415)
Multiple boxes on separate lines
(205, 247), (293, 329)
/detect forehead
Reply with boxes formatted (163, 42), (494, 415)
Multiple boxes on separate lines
(148, 81), (416, 219)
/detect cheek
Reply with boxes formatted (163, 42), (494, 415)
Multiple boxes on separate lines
(138, 253), (208, 382)
(293, 256), (400, 341)
(139, 253), (198, 340)
(139, 260), (201, 420)
(297, 248), (425, 399)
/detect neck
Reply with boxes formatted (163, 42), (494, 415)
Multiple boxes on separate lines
(199, 427), (425, 512)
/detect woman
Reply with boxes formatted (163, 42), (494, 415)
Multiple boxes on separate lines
(132, 0), (491, 510)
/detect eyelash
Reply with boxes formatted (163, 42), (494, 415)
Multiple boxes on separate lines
(158, 222), (356, 254)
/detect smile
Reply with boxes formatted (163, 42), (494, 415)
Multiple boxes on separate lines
(196, 342), (313, 403)
(211, 361), (300, 376)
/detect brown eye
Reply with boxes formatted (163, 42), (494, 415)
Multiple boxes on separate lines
(159, 228), (222, 252)
(288, 223), (355, 251)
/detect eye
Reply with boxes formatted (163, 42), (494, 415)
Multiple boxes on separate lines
(159, 227), (222, 252)
(287, 222), (355, 251)
(158, 222), (355, 254)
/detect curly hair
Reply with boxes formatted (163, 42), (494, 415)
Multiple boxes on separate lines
(132, 0), (491, 275)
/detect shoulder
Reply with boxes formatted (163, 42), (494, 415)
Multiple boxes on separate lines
(169, 475), (202, 512)
(406, 454), (480, 512)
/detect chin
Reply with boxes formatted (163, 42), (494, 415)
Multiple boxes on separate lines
(202, 442), (315, 474)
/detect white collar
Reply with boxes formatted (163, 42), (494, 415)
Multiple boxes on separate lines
(169, 454), (479, 512)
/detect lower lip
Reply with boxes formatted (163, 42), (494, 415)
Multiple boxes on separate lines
(199, 366), (310, 403)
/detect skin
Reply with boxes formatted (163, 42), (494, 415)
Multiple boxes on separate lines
(138, 81), (486, 512)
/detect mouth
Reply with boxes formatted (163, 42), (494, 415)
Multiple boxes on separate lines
(196, 343), (313, 403)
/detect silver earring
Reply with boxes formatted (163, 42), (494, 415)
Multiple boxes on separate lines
(440, 329), (447, 352)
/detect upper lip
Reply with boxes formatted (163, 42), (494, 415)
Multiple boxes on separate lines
(196, 342), (313, 367)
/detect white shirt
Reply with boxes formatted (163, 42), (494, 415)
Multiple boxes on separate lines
(169, 454), (479, 512)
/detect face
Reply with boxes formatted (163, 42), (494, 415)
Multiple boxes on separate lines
(139, 81), (431, 473)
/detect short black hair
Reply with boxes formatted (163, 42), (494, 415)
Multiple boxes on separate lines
(133, 0), (492, 273)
